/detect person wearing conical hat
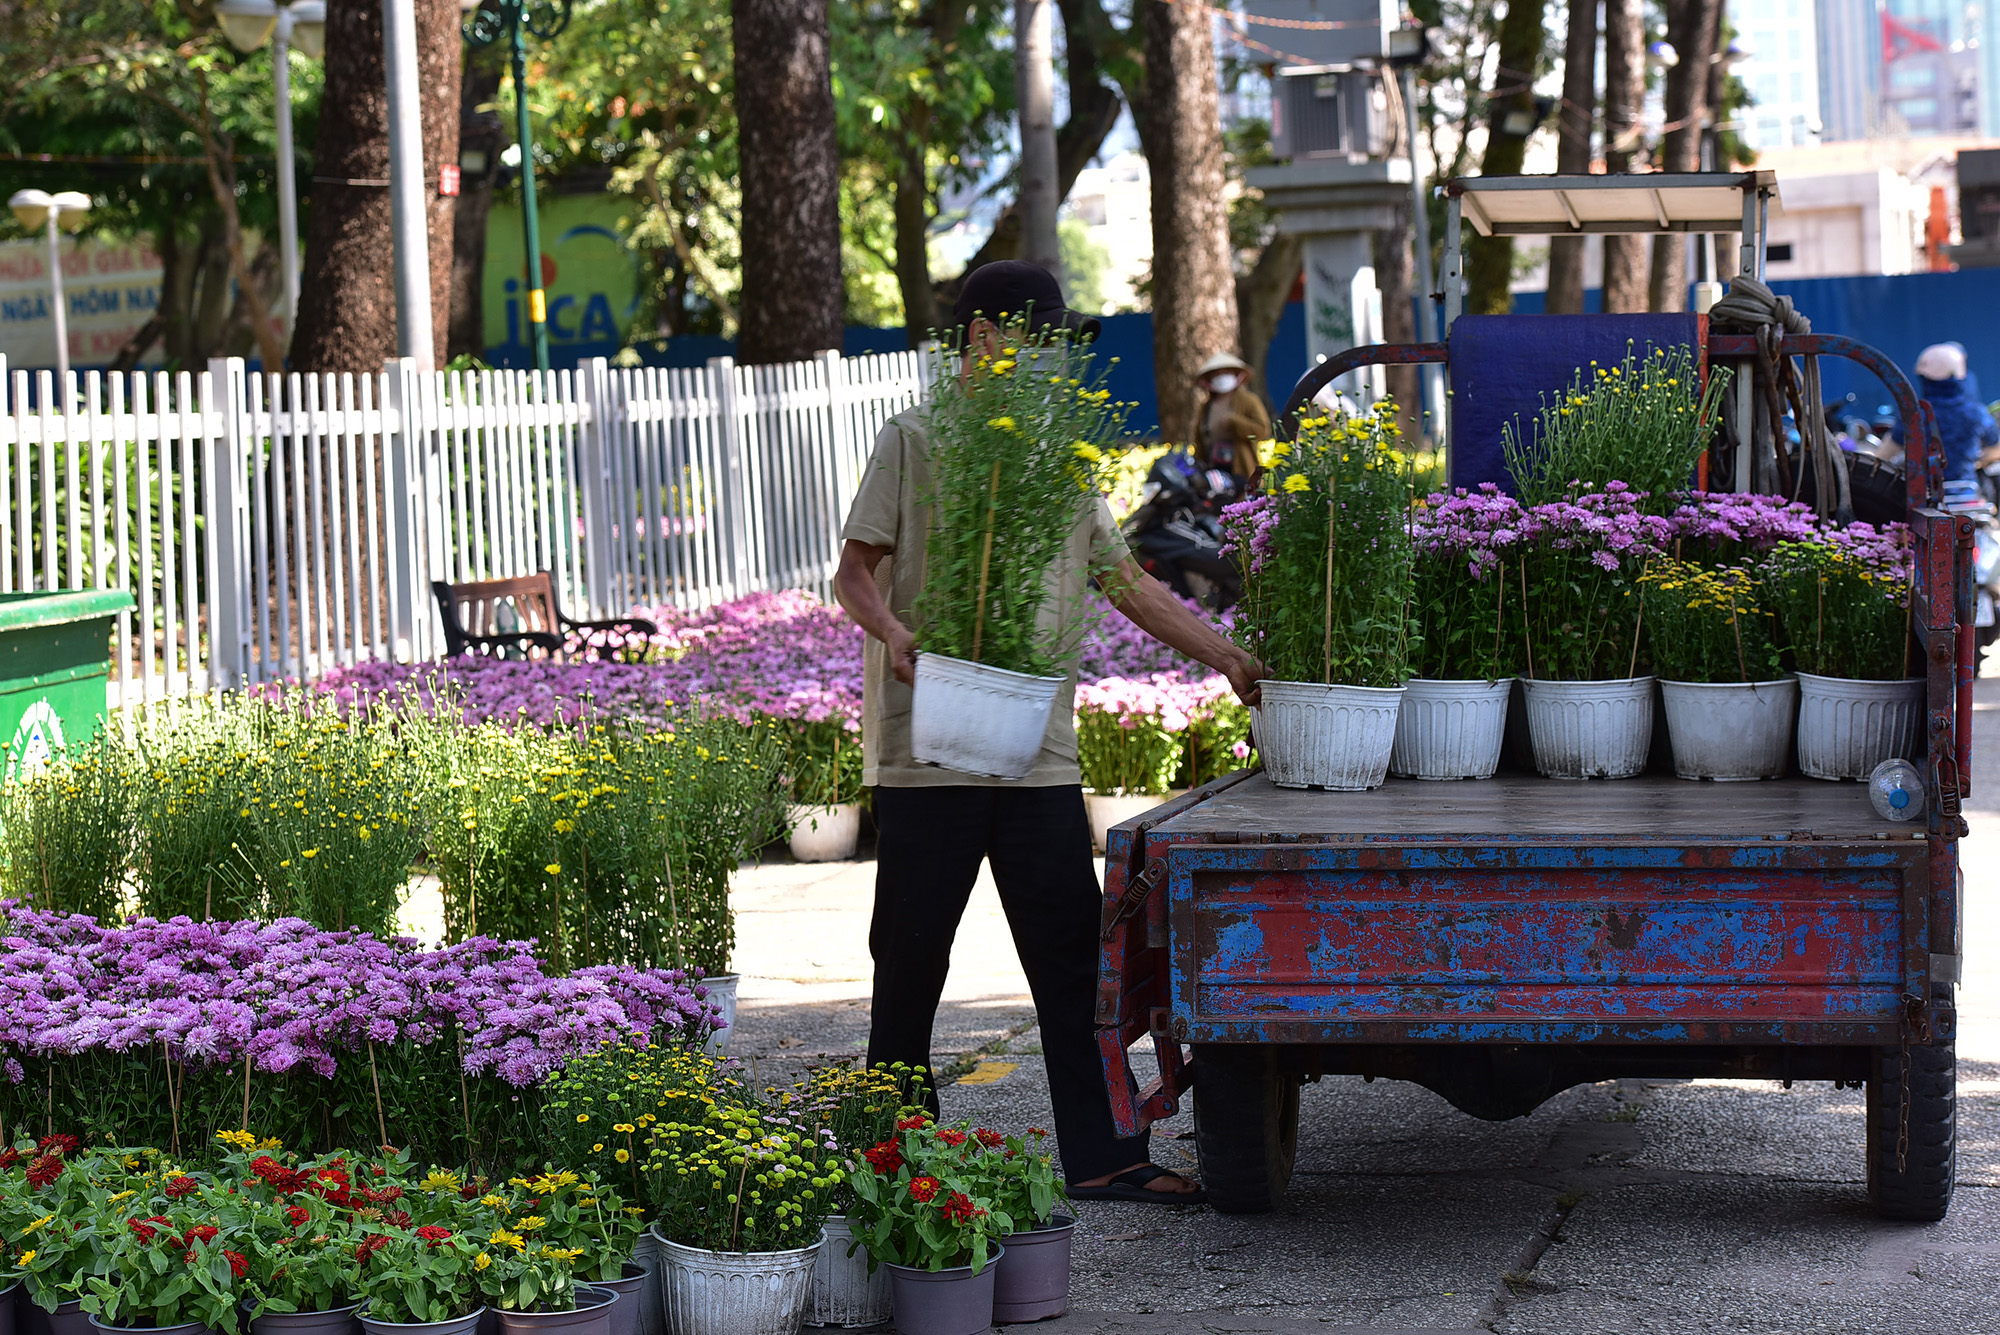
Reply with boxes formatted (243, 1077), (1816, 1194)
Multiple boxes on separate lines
(1193, 351), (1270, 487)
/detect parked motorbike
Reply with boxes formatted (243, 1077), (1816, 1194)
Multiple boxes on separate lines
(1122, 448), (1248, 610)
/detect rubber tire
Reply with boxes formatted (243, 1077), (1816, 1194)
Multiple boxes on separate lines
(1866, 1034), (1956, 1222)
(1191, 1043), (1300, 1215)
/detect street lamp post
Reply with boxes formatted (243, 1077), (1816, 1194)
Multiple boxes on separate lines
(465, 0), (572, 373)
(217, 0), (326, 348)
(8, 189), (92, 388)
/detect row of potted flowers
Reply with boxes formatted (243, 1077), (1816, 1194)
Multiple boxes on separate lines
(0, 1135), (645, 1335)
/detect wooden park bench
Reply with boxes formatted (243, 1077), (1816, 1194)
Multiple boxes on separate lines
(429, 572), (657, 662)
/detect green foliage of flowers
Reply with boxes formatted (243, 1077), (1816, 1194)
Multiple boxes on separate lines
(1760, 542), (1914, 681)
(1636, 561), (1784, 683)
(0, 728), (134, 921)
(1225, 404), (1414, 687)
(845, 1116), (1057, 1275)
(537, 1044), (749, 1212)
(1504, 343), (1731, 511)
(643, 1103), (844, 1254)
(775, 717), (864, 807)
(914, 324), (1131, 677)
(403, 703), (787, 976)
(1076, 699), (1185, 798)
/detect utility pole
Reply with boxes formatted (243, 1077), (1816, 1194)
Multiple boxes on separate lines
(383, 0), (435, 369)
(1015, 0), (1060, 274)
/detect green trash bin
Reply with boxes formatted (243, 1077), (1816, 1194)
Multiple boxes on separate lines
(0, 590), (136, 780)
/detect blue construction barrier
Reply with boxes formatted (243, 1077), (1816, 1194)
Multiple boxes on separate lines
(1510, 269), (2000, 412)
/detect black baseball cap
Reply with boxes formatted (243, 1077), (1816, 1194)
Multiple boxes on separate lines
(952, 260), (1102, 345)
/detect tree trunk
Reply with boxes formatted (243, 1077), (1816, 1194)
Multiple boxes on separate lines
(292, 0), (396, 375)
(418, 0), (461, 370)
(1647, 0), (1721, 311)
(1374, 207), (1419, 439)
(1015, 0), (1060, 273)
(733, 0), (844, 364)
(1143, 0), (1237, 444)
(1465, 0), (1549, 316)
(943, 0), (1126, 295)
(1236, 233), (1301, 406)
(1547, 0), (1599, 315)
(894, 147), (939, 345)
(448, 57), (504, 363)
(1600, 0), (1648, 313)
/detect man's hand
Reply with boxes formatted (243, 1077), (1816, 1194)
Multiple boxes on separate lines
(886, 622), (917, 686)
(1224, 650), (1264, 708)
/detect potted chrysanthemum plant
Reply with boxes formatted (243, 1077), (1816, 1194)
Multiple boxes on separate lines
(909, 323), (1129, 779)
(1221, 403), (1415, 790)
(1636, 560), (1795, 780)
(640, 1105), (839, 1335)
(1760, 532), (1922, 779)
(1396, 484), (1527, 780)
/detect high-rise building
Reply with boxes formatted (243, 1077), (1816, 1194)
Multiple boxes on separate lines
(1816, 0), (1881, 140)
(1737, 0), (1826, 150)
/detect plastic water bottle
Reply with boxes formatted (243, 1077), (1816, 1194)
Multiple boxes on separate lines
(1869, 759), (1926, 822)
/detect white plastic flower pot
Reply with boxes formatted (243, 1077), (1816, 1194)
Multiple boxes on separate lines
(1084, 791), (1179, 854)
(804, 1216), (889, 1329)
(1520, 677), (1655, 780)
(1796, 673), (1926, 780)
(910, 652), (1062, 780)
(699, 973), (740, 1057)
(1390, 678), (1514, 781)
(787, 803), (861, 862)
(1251, 681), (1404, 791)
(1659, 678), (1799, 781)
(649, 1227), (821, 1335)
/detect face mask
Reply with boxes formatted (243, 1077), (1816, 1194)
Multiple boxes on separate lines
(1207, 372), (1243, 395)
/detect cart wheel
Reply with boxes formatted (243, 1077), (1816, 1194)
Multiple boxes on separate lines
(1191, 1043), (1299, 1214)
(1866, 1030), (1955, 1222)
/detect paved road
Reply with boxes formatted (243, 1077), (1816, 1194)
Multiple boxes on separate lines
(725, 689), (2000, 1334)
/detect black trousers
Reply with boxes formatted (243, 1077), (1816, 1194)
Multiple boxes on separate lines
(867, 783), (1151, 1184)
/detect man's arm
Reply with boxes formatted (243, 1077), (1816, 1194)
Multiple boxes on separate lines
(1100, 556), (1263, 707)
(834, 539), (917, 685)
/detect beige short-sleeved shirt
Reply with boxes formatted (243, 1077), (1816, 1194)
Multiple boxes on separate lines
(842, 407), (1127, 788)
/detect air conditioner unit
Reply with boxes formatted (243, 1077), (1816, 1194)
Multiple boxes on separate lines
(1270, 69), (1384, 160)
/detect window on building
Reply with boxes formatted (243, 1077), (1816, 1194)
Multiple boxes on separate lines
(1767, 242), (1794, 263)
(1897, 97), (1939, 119)
(1890, 64), (1937, 89)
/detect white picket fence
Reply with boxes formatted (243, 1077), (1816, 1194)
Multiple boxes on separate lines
(0, 349), (930, 705)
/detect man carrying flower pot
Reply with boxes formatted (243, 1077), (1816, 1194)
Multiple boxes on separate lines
(834, 260), (1264, 1205)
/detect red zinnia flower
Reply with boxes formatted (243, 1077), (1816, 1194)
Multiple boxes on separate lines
(975, 1129), (1005, 1149)
(936, 1129), (968, 1148)
(0, 1147), (20, 1170)
(860, 1141), (902, 1176)
(381, 1210), (413, 1229)
(182, 1224), (220, 1249)
(309, 1167), (352, 1206)
(355, 1233), (390, 1266)
(940, 1191), (984, 1224)
(252, 1156), (310, 1194)
(415, 1226), (453, 1249)
(37, 1134), (80, 1157)
(286, 1205), (310, 1228)
(895, 1114), (929, 1131)
(24, 1155), (64, 1189)
(907, 1176), (940, 1203)
(459, 1184), (479, 1200)
(129, 1218), (160, 1243)
(223, 1250), (248, 1279)
(164, 1175), (199, 1199)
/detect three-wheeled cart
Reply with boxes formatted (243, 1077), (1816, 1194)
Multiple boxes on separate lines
(1095, 173), (1971, 1220)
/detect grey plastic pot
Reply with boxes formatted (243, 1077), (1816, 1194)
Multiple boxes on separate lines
(884, 1244), (1004, 1335)
(628, 1232), (666, 1335)
(355, 1305), (485, 1335)
(20, 1296), (92, 1335)
(86, 1317), (219, 1335)
(581, 1266), (648, 1335)
(493, 1287), (615, 1335)
(245, 1302), (363, 1335)
(992, 1217), (1074, 1323)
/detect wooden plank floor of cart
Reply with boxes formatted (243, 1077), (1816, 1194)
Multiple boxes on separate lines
(1147, 772), (1923, 843)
